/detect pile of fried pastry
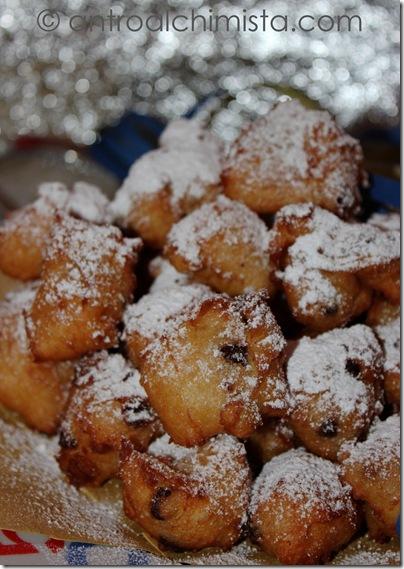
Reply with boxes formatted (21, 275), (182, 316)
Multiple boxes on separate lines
(0, 100), (400, 565)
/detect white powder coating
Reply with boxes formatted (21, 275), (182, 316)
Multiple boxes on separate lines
(37, 181), (112, 224)
(166, 195), (272, 270)
(375, 317), (400, 374)
(368, 211), (400, 233)
(275, 205), (399, 314)
(226, 100), (364, 212)
(340, 414), (400, 473)
(148, 433), (194, 462)
(250, 448), (354, 518)
(287, 325), (383, 424)
(149, 257), (190, 293)
(111, 144), (222, 221)
(148, 433), (250, 512)
(279, 265), (341, 315)
(159, 118), (223, 156)
(1, 284), (38, 352)
(283, 205), (400, 272)
(124, 283), (216, 341)
(76, 351), (146, 404)
(74, 351), (154, 424)
(229, 290), (286, 355)
(333, 543), (400, 566)
(44, 214), (141, 302)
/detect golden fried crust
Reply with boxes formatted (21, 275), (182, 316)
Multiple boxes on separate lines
(126, 187), (178, 249)
(366, 298), (400, 327)
(58, 352), (161, 487)
(127, 183), (220, 250)
(59, 400), (161, 487)
(358, 259), (400, 305)
(282, 265), (372, 332)
(287, 326), (384, 461)
(0, 206), (54, 280)
(249, 449), (360, 565)
(125, 289), (288, 447)
(270, 204), (399, 331)
(339, 415), (400, 541)
(164, 196), (276, 296)
(121, 435), (251, 551)
(27, 215), (140, 361)
(247, 419), (295, 465)
(0, 291), (74, 433)
(222, 101), (364, 218)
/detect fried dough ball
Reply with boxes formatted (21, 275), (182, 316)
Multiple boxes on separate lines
(287, 325), (384, 461)
(164, 196), (276, 296)
(27, 214), (141, 361)
(339, 415), (400, 541)
(121, 433), (251, 551)
(247, 418), (295, 466)
(0, 181), (111, 281)
(125, 286), (288, 446)
(249, 448), (360, 565)
(270, 203), (399, 331)
(0, 286), (74, 433)
(111, 119), (223, 248)
(223, 100), (366, 218)
(58, 351), (161, 487)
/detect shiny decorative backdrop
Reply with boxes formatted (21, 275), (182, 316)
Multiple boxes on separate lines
(0, 0), (399, 150)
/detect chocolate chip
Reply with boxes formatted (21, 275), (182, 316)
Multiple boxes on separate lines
(59, 429), (77, 449)
(220, 344), (248, 366)
(345, 358), (361, 378)
(151, 487), (172, 520)
(122, 372), (132, 382)
(324, 304), (338, 315)
(317, 247), (324, 254)
(122, 398), (152, 426)
(318, 418), (338, 437)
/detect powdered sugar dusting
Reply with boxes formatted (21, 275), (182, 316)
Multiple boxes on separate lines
(148, 433), (250, 513)
(166, 195), (271, 271)
(124, 283), (215, 342)
(76, 352), (146, 405)
(43, 214), (141, 303)
(375, 317), (400, 374)
(368, 211), (400, 233)
(0, 416), (148, 545)
(149, 257), (190, 293)
(148, 433), (194, 462)
(282, 205), (399, 272)
(279, 265), (341, 314)
(74, 352), (154, 425)
(159, 118), (223, 156)
(226, 100), (364, 213)
(1, 283), (38, 351)
(275, 205), (399, 314)
(287, 325), (383, 426)
(111, 145), (221, 221)
(38, 181), (111, 224)
(250, 448), (354, 519)
(340, 414), (400, 473)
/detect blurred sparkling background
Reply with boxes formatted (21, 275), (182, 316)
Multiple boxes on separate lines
(0, 0), (399, 152)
